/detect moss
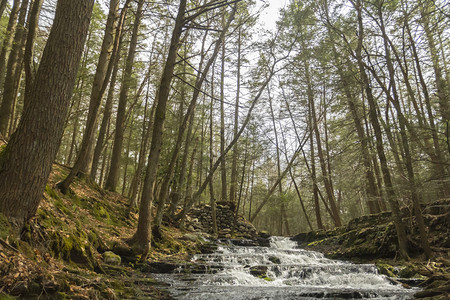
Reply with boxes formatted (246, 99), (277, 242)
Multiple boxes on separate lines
(0, 212), (11, 240)
(45, 184), (60, 200)
(93, 203), (110, 222)
(398, 265), (416, 278)
(0, 293), (16, 300)
(376, 262), (396, 277)
(307, 239), (325, 247)
(258, 275), (274, 281)
(54, 199), (73, 217)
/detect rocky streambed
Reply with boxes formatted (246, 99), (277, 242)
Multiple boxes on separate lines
(150, 236), (419, 299)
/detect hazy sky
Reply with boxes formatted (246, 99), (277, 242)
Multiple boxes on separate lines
(260, 0), (289, 30)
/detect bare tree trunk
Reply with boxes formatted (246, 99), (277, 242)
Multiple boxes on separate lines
(153, 6), (237, 232)
(219, 39), (227, 202)
(376, 4), (432, 259)
(0, 0), (94, 230)
(129, 0), (186, 259)
(105, 0), (144, 191)
(306, 60), (341, 227)
(350, 0), (409, 259)
(0, 0), (20, 99)
(0, 0), (29, 136)
(57, 0), (121, 193)
(91, 29), (123, 180)
(229, 27), (241, 205)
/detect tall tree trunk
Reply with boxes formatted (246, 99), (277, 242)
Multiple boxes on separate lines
(105, 0), (144, 191)
(91, 26), (124, 180)
(23, 0), (44, 95)
(376, 4), (432, 259)
(350, 0), (409, 259)
(57, 0), (121, 193)
(129, 0), (186, 259)
(268, 89), (289, 235)
(229, 27), (241, 205)
(153, 6), (236, 231)
(305, 56), (341, 227)
(219, 38), (227, 202)
(420, 1), (449, 122)
(128, 86), (155, 212)
(327, 31), (381, 213)
(0, 0), (94, 229)
(0, 0), (29, 136)
(209, 68), (218, 234)
(0, 0), (21, 99)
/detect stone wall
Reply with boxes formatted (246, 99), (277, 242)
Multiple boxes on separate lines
(186, 201), (257, 238)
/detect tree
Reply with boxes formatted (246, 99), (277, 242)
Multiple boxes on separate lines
(104, 0), (144, 191)
(57, 0), (121, 194)
(128, 0), (187, 258)
(0, 0), (94, 230)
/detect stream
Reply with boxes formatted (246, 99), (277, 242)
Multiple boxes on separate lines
(154, 237), (418, 299)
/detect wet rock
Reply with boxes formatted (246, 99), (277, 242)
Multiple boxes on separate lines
(148, 262), (179, 273)
(231, 239), (259, 247)
(269, 256), (281, 264)
(250, 265), (268, 277)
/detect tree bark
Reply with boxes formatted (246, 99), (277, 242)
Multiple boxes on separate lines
(350, 0), (409, 259)
(57, 0), (120, 193)
(0, 0), (29, 137)
(0, 0), (94, 229)
(0, 0), (21, 101)
(129, 0), (187, 259)
(105, 0), (144, 191)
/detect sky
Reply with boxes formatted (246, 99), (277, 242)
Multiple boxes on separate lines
(260, 0), (289, 31)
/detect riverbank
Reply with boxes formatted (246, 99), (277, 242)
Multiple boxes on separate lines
(292, 201), (450, 299)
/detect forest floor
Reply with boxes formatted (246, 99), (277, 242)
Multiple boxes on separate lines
(0, 165), (212, 299)
(1, 164), (449, 299)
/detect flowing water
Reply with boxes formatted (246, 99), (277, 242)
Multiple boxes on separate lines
(154, 237), (418, 299)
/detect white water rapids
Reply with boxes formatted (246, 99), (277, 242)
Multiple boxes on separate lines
(153, 237), (417, 299)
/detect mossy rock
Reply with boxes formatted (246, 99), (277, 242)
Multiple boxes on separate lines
(102, 251), (121, 265)
(398, 265), (416, 278)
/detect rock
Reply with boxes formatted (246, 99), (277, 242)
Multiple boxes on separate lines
(180, 233), (198, 242)
(250, 266), (268, 277)
(269, 256), (281, 264)
(231, 239), (259, 247)
(148, 262), (179, 273)
(102, 251), (121, 265)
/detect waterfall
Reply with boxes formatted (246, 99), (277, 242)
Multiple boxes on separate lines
(153, 237), (418, 299)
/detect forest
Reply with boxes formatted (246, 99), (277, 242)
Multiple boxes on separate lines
(0, 0), (448, 299)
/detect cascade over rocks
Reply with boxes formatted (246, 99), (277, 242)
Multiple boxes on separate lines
(185, 201), (257, 238)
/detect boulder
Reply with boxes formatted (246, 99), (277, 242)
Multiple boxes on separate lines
(102, 251), (121, 265)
